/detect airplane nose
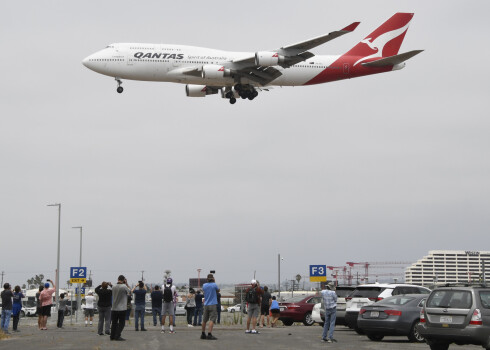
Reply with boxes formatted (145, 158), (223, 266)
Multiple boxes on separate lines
(82, 56), (90, 68)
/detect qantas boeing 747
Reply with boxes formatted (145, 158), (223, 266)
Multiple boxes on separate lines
(82, 13), (422, 104)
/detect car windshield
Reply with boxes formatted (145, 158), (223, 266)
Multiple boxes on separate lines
(336, 288), (355, 298)
(375, 295), (415, 306)
(427, 290), (472, 309)
(479, 291), (490, 308)
(350, 287), (385, 298)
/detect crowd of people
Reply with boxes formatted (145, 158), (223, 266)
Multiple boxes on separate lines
(0, 276), (338, 343)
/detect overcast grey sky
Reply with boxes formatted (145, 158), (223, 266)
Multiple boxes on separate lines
(1, 1), (489, 288)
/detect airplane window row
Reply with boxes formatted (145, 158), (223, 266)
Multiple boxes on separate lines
(89, 59), (124, 62)
(129, 59), (170, 62)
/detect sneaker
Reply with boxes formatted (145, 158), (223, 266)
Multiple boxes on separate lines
(200, 333), (207, 339)
(161, 330), (165, 333)
(330, 338), (337, 343)
(327, 339), (333, 343)
(135, 328), (139, 331)
(251, 330), (260, 334)
(169, 330), (175, 334)
(321, 338), (328, 342)
(188, 324), (193, 327)
(207, 334), (217, 340)
(98, 333), (104, 336)
(245, 330), (252, 334)
(105, 331), (111, 335)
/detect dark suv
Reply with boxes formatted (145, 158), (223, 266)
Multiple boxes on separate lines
(417, 284), (490, 350)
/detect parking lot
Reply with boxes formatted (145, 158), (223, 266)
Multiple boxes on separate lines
(1, 315), (484, 350)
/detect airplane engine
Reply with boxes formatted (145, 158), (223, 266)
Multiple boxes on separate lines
(185, 84), (214, 97)
(201, 65), (232, 79)
(255, 51), (285, 66)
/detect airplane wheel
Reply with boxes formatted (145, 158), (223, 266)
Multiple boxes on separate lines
(117, 87), (124, 93)
(225, 91), (233, 99)
(229, 97), (236, 104)
(252, 91), (258, 98)
(248, 95), (254, 100)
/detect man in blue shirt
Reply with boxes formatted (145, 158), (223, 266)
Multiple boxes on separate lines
(200, 274), (219, 340)
(132, 281), (147, 331)
(321, 284), (338, 343)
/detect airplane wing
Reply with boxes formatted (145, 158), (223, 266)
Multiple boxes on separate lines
(231, 21), (360, 78)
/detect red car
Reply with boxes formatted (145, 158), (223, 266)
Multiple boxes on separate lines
(279, 294), (323, 326)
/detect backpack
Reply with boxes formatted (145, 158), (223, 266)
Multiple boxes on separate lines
(163, 285), (173, 302)
(246, 287), (258, 303)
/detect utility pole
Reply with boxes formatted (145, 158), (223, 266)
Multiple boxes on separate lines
(141, 271), (145, 282)
(1, 271), (4, 287)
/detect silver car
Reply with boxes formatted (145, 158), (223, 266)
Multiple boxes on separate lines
(418, 285), (490, 350)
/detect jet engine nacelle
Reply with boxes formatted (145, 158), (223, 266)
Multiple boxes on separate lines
(201, 65), (232, 80)
(186, 84), (212, 97)
(255, 51), (285, 66)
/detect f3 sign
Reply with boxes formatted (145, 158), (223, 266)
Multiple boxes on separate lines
(309, 265), (327, 282)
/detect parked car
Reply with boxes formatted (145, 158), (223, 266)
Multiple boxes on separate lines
(227, 304), (242, 313)
(312, 286), (356, 326)
(357, 294), (427, 342)
(279, 294), (322, 326)
(345, 283), (431, 334)
(417, 284), (490, 350)
(145, 301), (152, 314)
(175, 302), (186, 316)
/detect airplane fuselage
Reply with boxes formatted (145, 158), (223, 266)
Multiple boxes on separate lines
(83, 43), (393, 87)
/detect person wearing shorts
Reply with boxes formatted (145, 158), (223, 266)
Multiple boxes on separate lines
(259, 286), (271, 328)
(245, 280), (264, 334)
(270, 296), (280, 327)
(200, 274), (219, 340)
(161, 278), (177, 334)
(36, 286), (44, 329)
(84, 291), (96, 326)
(39, 279), (56, 330)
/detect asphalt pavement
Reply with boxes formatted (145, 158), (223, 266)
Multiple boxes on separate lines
(0, 316), (484, 350)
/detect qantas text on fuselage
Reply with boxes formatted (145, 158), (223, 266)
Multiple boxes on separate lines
(82, 13), (422, 105)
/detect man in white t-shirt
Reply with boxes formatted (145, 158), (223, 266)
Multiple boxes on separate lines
(84, 291), (96, 326)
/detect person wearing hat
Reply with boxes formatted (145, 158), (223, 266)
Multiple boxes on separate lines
(321, 283), (338, 343)
(39, 279), (56, 330)
(161, 277), (177, 334)
(84, 290), (96, 327)
(200, 273), (219, 340)
(245, 279), (264, 334)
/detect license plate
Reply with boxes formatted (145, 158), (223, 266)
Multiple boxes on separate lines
(370, 311), (379, 318)
(280, 307), (285, 311)
(440, 316), (452, 323)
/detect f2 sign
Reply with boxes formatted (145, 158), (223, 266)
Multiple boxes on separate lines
(70, 267), (87, 284)
(309, 265), (327, 282)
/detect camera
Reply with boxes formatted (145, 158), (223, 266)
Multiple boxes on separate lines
(210, 270), (216, 274)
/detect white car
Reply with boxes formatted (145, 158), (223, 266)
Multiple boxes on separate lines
(345, 283), (431, 334)
(227, 304), (242, 313)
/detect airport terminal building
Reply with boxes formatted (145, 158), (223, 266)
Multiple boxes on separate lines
(405, 250), (490, 286)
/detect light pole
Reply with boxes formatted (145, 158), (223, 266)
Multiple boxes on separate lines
(197, 268), (202, 289)
(278, 254), (284, 300)
(47, 203), (61, 312)
(72, 226), (82, 323)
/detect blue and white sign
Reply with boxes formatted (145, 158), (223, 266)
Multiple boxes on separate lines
(75, 287), (86, 295)
(309, 265), (327, 282)
(70, 267), (87, 283)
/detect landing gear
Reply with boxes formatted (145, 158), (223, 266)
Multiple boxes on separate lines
(115, 78), (123, 93)
(229, 97), (236, 104)
(223, 84), (258, 104)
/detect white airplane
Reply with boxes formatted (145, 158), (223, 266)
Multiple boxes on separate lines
(82, 13), (422, 104)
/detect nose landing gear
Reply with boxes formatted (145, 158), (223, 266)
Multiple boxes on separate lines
(115, 78), (123, 93)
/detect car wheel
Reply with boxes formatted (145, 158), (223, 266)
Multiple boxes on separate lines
(230, 309), (235, 313)
(282, 319), (294, 326)
(407, 321), (424, 342)
(303, 311), (314, 326)
(367, 333), (384, 341)
(20, 310), (26, 318)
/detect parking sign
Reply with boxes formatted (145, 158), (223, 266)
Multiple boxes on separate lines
(70, 267), (87, 284)
(309, 265), (327, 282)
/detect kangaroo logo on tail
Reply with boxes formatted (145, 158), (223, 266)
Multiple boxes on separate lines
(354, 21), (411, 66)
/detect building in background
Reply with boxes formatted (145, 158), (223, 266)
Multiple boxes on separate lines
(405, 250), (490, 286)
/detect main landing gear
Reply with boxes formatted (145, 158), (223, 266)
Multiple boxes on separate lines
(115, 78), (123, 93)
(224, 84), (258, 104)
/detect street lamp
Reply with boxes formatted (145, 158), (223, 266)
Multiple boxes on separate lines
(197, 268), (202, 289)
(278, 254), (284, 300)
(47, 203), (61, 313)
(72, 226), (82, 323)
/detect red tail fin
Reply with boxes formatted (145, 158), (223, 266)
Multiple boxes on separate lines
(345, 13), (414, 66)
